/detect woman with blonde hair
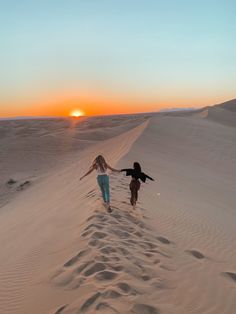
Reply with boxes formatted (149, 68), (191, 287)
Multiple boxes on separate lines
(80, 155), (120, 212)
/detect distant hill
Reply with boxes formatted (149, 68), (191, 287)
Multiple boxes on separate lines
(203, 99), (236, 127)
(161, 98), (236, 128)
(207, 98), (236, 112)
(159, 107), (197, 113)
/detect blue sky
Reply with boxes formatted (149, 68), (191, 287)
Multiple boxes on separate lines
(0, 0), (235, 115)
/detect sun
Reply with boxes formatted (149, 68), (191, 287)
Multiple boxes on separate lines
(70, 109), (84, 117)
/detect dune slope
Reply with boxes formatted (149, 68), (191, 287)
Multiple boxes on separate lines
(0, 111), (236, 314)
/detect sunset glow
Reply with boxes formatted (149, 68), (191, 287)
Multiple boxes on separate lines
(0, 1), (235, 118)
(70, 109), (84, 117)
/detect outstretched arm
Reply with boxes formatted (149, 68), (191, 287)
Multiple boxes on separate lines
(145, 174), (155, 181)
(80, 164), (95, 180)
(107, 164), (121, 172)
(121, 168), (133, 176)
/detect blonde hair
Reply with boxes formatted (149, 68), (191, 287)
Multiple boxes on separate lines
(93, 155), (107, 172)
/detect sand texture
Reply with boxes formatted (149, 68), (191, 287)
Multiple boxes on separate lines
(0, 104), (235, 314)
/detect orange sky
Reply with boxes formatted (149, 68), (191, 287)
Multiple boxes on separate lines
(1, 1), (235, 119)
(0, 87), (233, 118)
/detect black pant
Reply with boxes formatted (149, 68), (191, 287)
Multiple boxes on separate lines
(129, 179), (141, 205)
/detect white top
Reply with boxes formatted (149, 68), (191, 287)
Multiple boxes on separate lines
(96, 165), (108, 175)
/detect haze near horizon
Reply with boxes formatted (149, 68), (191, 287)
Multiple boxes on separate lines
(0, 0), (235, 117)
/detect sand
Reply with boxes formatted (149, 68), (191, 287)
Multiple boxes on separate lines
(0, 104), (235, 314)
(0, 114), (148, 209)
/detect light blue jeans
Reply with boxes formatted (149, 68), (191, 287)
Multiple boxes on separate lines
(97, 174), (110, 203)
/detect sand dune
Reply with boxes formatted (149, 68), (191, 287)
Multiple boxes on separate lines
(0, 107), (236, 314)
(0, 114), (148, 209)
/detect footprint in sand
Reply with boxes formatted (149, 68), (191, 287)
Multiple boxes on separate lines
(95, 270), (118, 281)
(96, 214), (109, 222)
(144, 252), (154, 258)
(153, 259), (161, 264)
(86, 214), (96, 222)
(141, 275), (151, 281)
(91, 231), (108, 239)
(107, 263), (124, 272)
(54, 200), (178, 313)
(103, 289), (122, 299)
(109, 256), (121, 262)
(63, 249), (90, 267)
(134, 231), (143, 238)
(222, 272), (236, 283)
(131, 303), (159, 314)
(81, 229), (94, 237)
(95, 302), (119, 313)
(186, 249), (205, 259)
(84, 223), (104, 231)
(84, 262), (106, 276)
(88, 239), (100, 247)
(75, 261), (93, 274)
(111, 228), (131, 239)
(54, 304), (68, 314)
(100, 246), (117, 255)
(117, 247), (130, 257)
(80, 292), (101, 312)
(17, 180), (31, 191)
(156, 236), (171, 245)
(95, 254), (110, 262)
(142, 241), (158, 249)
(116, 282), (132, 294)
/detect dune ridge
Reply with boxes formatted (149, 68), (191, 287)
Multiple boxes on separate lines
(0, 114), (148, 209)
(0, 108), (236, 314)
(0, 119), (148, 314)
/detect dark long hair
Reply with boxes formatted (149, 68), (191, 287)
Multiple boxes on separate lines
(133, 162), (141, 173)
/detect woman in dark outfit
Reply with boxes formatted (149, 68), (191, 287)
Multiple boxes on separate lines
(121, 162), (154, 208)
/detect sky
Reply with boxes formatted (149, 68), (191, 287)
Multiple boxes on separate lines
(0, 0), (235, 117)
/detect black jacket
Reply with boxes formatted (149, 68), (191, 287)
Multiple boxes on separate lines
(121, 168), (154, 183)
